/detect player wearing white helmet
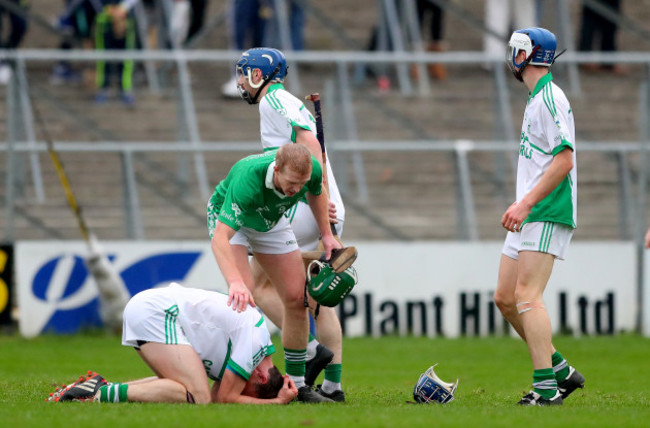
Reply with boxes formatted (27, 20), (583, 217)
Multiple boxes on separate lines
(496, 27), (585, 406)
(231, 47), (348, 402)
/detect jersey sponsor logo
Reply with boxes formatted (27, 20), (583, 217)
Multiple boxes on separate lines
(231, 203), (242, 218)
(519, 143), (533, 160)
(220, 211), (235, 222)
(519, 132), (533, 159)
(202, 359), (213, 376)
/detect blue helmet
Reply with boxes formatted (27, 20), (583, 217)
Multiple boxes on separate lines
(413, 365), (458, 404)
(236, 47), (288, 83)
(506, 27), (557, 81)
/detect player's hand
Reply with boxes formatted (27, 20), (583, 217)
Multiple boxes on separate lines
(328, 201), (338, 224)
(277, 376), (298, 404)
(227, 280), (256, 312)
(321, 233), (342, 260)
(645, 228), (650, 249)
(501, 201), (531, 232)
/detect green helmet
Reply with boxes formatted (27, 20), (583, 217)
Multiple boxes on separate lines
(307, 260), (358, 307)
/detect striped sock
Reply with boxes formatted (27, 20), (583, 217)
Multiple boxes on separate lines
(98, 383), (129, 403)
(322, 364), (342, 393)
(533, 368), (558, 400)
(552, 351), (570, 381)
(285, 348), (307, 388)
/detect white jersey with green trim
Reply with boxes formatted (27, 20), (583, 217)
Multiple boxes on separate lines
(518, 73), (577, 229)
(166, 283), (275, 382)
(259, 83), (345, 221)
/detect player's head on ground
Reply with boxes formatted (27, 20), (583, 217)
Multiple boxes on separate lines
(273, 144), (313, 197)
(506, 27), (557, 82)
(241, 356), (285, 399)
(236, 47), (288, 104)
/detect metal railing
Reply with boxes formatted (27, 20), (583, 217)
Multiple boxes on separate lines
(2, 49), (650, 240)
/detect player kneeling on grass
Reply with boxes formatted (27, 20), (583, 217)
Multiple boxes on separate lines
(47, 283), (298, 404)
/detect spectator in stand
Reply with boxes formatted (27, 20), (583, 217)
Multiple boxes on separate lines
(94, 0), (139, 107)
(578, 0), (626, 74)
(221, 0), (270, 98)
(169, 0), (190, 48)
(186, 0), (209, 43)
(264, 0), (305, 52)
(51, 0), (101, 85)
(413, 0), (446, 80)
(483, 0), (536, 69)
(0, 0), (29, 85)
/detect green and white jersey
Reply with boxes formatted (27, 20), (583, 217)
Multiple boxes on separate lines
(207, 150), (322, 233)
(259, 83), (345, 220)
(167, 283), (275, 381)
(518, 73), (577, 228)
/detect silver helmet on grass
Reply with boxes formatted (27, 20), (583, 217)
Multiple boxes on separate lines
(413, 364), (459, 404)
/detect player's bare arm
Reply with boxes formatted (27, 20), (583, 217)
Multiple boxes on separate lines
(295, 127), (338, 223)
(211, 222), (256, 312)
(213, 370), (297, 404)
(295, 127), (323, 169)
(306, 191), (341, 259)
(502, 148), (574, 232)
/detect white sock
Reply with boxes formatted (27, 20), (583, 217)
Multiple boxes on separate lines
(322, 380), (341, 394)
(306, 339), (319, 360)
(290, 375), (306, 389)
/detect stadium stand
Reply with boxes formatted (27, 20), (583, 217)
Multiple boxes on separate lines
(1, 0), (649, 242)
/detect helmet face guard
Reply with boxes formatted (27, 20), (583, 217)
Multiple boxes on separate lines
(413, 365), (458, 404)
(307, 260), (358, 307)
(506, 28), (556, 82)
(236, 48), (288, 104)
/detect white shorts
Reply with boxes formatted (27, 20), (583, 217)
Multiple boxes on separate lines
(228, 216), (300, 255)
(122, 288), (191, 348)
(502, 221), (574, 261)
(284, 201), (344, 251)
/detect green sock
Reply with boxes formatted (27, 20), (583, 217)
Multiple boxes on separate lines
(552, 351), (570, 381)
(533, 368), (558, 400)
(324, 363), (342, 384)
(322, 363), (342, 394)
(284, 348), (307, 386)
(98, 383), (128, 403)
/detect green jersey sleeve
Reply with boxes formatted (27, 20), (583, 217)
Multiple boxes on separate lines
(217, 179), (253, 231)
(307, 156), (323, 196)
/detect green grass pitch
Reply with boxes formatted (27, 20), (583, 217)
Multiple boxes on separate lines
(1, 333), (648, 427)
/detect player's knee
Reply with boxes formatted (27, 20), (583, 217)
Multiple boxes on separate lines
(284, 294), (307, 312)
(187, 387), (211, 404)
(281, 285), (306, 309)
(493, 291), (516, 314)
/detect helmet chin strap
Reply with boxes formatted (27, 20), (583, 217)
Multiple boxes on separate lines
(512, 45), (540, 82)
(241, 63), (283, 105)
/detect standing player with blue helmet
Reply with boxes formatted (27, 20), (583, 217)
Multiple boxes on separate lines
(232, 47), (348, 402)
(495, 27), (585, 406)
